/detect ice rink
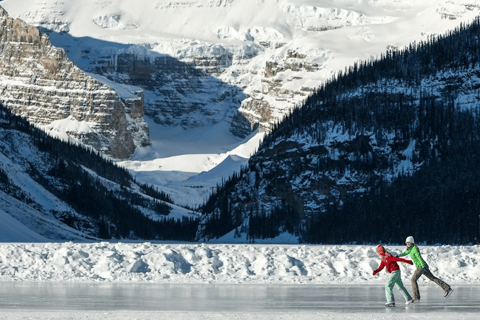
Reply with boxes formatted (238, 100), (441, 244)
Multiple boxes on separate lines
(0, 283), (479, 319)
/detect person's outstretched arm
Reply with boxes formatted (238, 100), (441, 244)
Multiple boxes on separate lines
(398, 247), (411, 257)
(373, 261), (386, 275)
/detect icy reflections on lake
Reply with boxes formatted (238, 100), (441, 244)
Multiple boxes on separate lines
(0, 283), (479, 313)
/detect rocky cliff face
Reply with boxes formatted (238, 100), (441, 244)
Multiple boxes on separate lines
(74, 39), (321, 137)
(0, 7), (148, 159)
(92, 50), (247, 129)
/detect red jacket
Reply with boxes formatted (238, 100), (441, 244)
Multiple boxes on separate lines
(374, 256), (413, 274)
(373, 244), (413, 275)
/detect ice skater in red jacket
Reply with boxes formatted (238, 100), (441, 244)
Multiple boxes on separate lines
(373, 244), (415, 307)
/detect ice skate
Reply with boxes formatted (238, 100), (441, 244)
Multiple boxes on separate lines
(444, 288), (454, 298)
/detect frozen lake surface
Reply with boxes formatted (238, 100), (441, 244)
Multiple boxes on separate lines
(0, 283), (479, 313)
(1, 243), (478, 318)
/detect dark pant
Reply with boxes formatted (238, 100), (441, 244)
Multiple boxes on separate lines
(411, 265), (451, 300)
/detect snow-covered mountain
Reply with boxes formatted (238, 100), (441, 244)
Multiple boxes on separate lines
(2, 0), (477, 131)
(1, 0), (478, 209)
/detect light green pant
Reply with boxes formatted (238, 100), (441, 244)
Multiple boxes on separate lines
(385, 270), (412, 303)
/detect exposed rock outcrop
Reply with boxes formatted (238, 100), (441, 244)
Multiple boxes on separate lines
(92, 50), (248, 130)
(0, 7), (148, 159)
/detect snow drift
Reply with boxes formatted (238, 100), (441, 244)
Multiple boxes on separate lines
(0, 242), (478, 284)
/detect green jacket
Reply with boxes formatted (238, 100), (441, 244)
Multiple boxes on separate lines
(399, 246), (426, 268)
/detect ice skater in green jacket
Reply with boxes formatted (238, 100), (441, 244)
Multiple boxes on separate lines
(398, 236), (453, 302)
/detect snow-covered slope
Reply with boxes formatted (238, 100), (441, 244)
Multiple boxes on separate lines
(0, 208), (50, 242)
(0, 126), (102, 241)
(0, 109), (198, 241)
(1, 0), (478, 208)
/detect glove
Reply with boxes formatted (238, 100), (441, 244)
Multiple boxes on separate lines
(373, 271), (377, 276)
(423, 267), (429, 272)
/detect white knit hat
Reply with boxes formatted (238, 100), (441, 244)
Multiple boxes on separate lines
(405, 236), (415, 243)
